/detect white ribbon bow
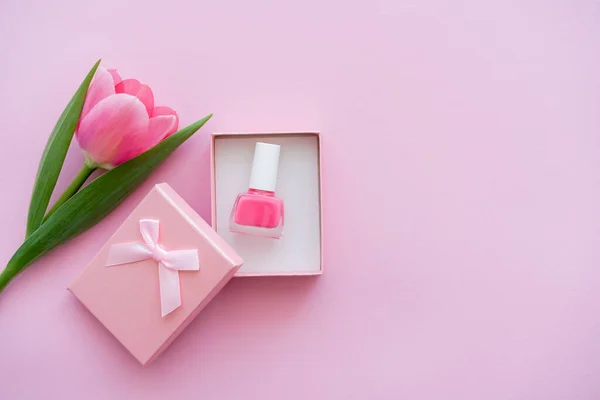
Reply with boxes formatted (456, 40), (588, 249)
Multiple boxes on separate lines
(106, 219), (200, 317)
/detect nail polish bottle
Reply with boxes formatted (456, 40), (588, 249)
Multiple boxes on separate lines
(229, 142), (284, 238)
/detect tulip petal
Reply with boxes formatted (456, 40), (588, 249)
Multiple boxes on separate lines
(77, 93), (149, 168)
(136, 85), (154, 116)
(107, 69), (122, 85)
(149, 115), (178, 141)
(112, 114), (177, 165)
(152, 106), (179, 137)
(114, 78), (140, 94)
(115, 79), (154, 116)
(81, 68), (116, 119)
(152, 106), (176, 117)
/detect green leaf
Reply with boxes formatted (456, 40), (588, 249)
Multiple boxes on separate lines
(26, 59), (101, 237)
(1, 114), (212, 292)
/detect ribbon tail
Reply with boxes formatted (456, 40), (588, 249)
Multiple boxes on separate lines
(158, 262), (181, 317)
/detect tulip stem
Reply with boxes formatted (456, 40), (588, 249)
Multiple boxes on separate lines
(43, 164), (96, 222)
(0, 258), (19, 293)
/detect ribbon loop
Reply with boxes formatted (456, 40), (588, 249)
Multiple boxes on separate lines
(106, 219), (200, 317)
(139, 219), (160, 248)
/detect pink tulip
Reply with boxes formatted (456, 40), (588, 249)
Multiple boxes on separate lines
(44, 67), (180, 220)
(76, 67), (179, 169)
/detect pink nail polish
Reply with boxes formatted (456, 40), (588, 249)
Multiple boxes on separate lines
(229, 142), (284, 238)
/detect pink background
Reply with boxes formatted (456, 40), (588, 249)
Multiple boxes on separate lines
(0, 0), (599, 399)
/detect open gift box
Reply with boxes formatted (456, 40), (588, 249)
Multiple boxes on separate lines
(210, 131), (324, 277)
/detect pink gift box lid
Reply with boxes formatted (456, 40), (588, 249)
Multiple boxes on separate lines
(68, 183), (243, 365)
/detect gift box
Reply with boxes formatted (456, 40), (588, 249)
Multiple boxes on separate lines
(210, 131), (323, 276)
(68, 183), (243, 365)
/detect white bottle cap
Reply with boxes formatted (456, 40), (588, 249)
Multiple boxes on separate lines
(249, 142), (280, 192)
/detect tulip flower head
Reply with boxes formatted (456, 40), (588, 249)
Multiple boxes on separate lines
(76, 68), (179, 169)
